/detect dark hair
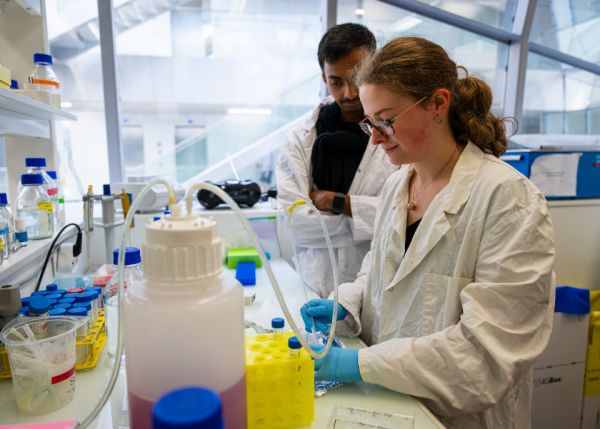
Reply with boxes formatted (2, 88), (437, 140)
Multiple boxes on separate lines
(355, 36), (510, 157)
(318, 23), (376, 70)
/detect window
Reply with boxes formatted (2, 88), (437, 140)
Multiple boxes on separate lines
(522, 52), (600, 134)
(531, 0), (600, 65)
(338, 0), (508, 111)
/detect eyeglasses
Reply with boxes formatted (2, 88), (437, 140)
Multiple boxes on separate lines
(359, 96), (428, 136)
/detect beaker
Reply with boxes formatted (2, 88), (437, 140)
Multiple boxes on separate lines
(0, 315), (88, 414)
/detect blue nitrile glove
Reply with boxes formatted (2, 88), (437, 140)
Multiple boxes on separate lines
(311, 344), (362, 383)
(300, 299), (349, 334)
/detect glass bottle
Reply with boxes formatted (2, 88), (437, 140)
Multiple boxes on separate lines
(16, 174), (54, 240)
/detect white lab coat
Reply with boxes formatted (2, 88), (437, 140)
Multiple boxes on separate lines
(276, 97), (399, 298)
(335, 142), (555, 429)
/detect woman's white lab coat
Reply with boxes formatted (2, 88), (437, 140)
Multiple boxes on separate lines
(276, 98), (399, 297)
(336, 142), (555, 429)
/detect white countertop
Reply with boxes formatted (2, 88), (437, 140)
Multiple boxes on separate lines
(0, 259), (444, 428)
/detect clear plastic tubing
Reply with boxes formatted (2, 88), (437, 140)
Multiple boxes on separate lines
(16, 174), (54, 239)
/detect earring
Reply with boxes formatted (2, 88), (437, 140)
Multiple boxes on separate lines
(434, 115), (443, 125)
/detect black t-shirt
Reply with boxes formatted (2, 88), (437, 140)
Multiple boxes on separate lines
(311, 103), (368, 194)
(405, 218), (422, 251)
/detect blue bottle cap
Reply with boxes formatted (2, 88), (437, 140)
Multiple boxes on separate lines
(10, 79), (18, 89)
(153, 387), (224, 429)
(46, 293), (62, 300)
(31, 290), (48, 296)
(21, 174), (44, 185)
(91, 286), (102, 296)
(153, 216), (161, 221)
(20, 306), (29, 314)
(29, 296), (51, 314)
(164, 210), (171, 215)
(288, 336), (302, 350)
(0, 193), (7, 205)
(49, 308), (67, 316)
(54, 289), (68, 295)
(47, 171), (57, 180)
(68, 307), (88, 317)
(46, 283), (58, 292)
(25, 157), (47, 168)
(271, 317), (285, 329)
(21, 297), (31, 305)
(103, 184), (111, 196)
(73, 302), (91, 311)
(33, 53), (52, 65)
(59, 298), (76, 304)
(113, 247), (142, 266)
(46, 299), (58, 306)
(78, 291), (96, 302)
(53, 303), (72, 310)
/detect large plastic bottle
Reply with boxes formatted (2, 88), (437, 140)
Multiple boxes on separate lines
(0, 193), (15, 254)
(47, 171), (65, 227)
(16, 174), (54, 239)
(124, 215), (246, 429)
(105, 247), (143, 358)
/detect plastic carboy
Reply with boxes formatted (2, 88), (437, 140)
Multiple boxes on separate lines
(124, 214), (246, 429)
(16, 174), (54, 239)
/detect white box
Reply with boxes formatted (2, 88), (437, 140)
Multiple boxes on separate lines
(537, 312), (589, 367)
(532, 362), (585, 429)
(581, 395), (600, 429)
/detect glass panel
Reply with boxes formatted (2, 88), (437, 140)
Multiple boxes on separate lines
(338, 0), (508, 112)
(522, 52), (600, 135)
(114, 0), (322, 186)
(341, 0), (518, 31)
(531, 0), (600, 65)
(47, 0), (108, 200)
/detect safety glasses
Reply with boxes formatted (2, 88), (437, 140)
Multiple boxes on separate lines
(359, 96), (428, 136)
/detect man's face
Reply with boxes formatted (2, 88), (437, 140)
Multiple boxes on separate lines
(322, 47), (370, 120)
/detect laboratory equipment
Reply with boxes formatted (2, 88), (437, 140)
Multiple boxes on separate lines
(271, 317), (285, 335)
(112, 178), (185, 213)
(197, 180), (262, 209)
(236, 261), (256, 286)
(104, 247), (143, 358)
(503, 134), (600, 199)
(47, 171), (66, 227)
(28, 296), (51, 317)
(226, 247), (262, 269)
(82, 185), (134, 264)
(124, 214), (245, 429)
(16, 173), (54, 239)
(0, 316), (86, 414)
(327, 404), (415, 429)
(152, 387), (224, 429)
(0, 193), (14, 257)
(245, 332), (314, 428)
(28, 53), (60, 106)
(0, 284), (21, 331)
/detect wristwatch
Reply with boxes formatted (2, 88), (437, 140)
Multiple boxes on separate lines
(331, 193), (345, 215)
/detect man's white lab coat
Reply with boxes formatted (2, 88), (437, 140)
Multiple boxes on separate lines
(276, 98), (398, 297)
(336, 142), (555, 429)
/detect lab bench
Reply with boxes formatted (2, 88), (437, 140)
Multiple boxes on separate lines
(0, 259), (444, 428)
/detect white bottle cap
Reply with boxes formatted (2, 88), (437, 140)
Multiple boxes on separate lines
(143, 214), (222, 283)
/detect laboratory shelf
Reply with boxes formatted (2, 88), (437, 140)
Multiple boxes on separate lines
(0, 87), (76, 138)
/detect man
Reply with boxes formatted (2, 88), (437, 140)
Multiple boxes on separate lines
(276, 23), (398, 298)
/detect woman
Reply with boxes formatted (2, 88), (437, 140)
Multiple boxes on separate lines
(302, 37), (555, 429)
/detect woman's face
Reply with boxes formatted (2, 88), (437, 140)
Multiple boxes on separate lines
(359, 83), (436, 165)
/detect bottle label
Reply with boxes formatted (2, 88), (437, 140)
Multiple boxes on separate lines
(38, 202), (54, 213)
(0, 227), (8, 234)
(59, 198), (65, 204)
(31, 78), (60, 88)
(48, 187), (58, 196)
